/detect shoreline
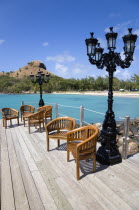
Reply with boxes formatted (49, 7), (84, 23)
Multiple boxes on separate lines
(52, 91), (139, 98)
(1, 91), (139, 98)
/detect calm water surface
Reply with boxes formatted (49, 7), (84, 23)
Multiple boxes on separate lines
(0, 93), (139, 123)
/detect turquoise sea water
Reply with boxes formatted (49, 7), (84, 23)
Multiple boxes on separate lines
(0, 93), (139, 123)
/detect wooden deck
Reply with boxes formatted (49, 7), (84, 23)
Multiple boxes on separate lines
(1, 119), (139, 210)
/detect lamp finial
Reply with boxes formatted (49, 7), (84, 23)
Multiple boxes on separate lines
(128, 28), (132, 34)
(109, 27), (113, 32)
(90, 32), (94, 38)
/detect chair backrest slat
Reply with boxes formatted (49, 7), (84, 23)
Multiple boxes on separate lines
(46, 117), (76, 132)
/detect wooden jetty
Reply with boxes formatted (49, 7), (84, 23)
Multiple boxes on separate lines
(1, 119), (139, 210)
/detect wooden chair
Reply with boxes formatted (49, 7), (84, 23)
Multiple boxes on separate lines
(2, 108), (19, 129)
(67, 125), (99, 180)
(37, 105), (52, 123)
(20, 105), (35, 126)
(45, 117), (76, 151)
(27, 110), (45, 133)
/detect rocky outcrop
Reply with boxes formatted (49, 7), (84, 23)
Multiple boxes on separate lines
(119, 141), (139, 156)
(0, 60), (54, 78)
(28, 60), (46, 70)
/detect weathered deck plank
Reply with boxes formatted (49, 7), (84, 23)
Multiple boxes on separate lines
(21, 126), (102, 209)
(1, 119), (139, 210)
(6, 128), (30, 210)
(95, 167), (139, 209)
(10, 126), (45, 210)
(19, 125), (73, 210)
(34, 132), (133, 210)
(1, 123), (15, 210)
(13, 124), (58, 210)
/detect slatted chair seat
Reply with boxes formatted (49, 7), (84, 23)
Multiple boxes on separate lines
(68, 142), (96, 159)
(49, 131), (68, 139)
(67, 125), (99, 180)
(5, 115), (18, 119)
(45, 117), (76, 151)
(23, 112), (34, 117)
(29, 119), (44, 124)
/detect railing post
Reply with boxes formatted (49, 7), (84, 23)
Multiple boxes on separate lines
(55, 103), (58, 118)
(122, 116), (130, 159)
(22, 101), (24, 105)
(80, 105), (84, 127)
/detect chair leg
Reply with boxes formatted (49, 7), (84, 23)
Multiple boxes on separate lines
(5, 120), (7, 129)
(45, 117), (47, 125)
(93, 153), (96, 173)
(28, 123), (30, 133)
(10, 119), (12, 126)
(3, 119), (4, 127)
(57, 139), (60, 147)
(24, 119), (25, 127)
(39, 123), (41, 132)
(76, 156), (80, 180)
(17, 117), (19, 126)
(47, 136), (49, 151)
(43, 120), (45, 129)
(67, 149), (70, 162)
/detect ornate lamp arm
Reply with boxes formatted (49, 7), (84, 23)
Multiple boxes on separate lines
(115, 53), (133, 69)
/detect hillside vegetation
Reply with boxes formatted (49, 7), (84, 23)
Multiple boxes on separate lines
(0, 60), (53, 79)
(0, 61), (139, 93)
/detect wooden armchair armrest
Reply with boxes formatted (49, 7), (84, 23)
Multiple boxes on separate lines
(77, 134), (98, 150)
(12, 109), (19, 116)
(67, 126), (88, 143)
(45, 118), (57, 133)
(67, 125), (98, 144)
(67, 126), (86, 135)
(27, 113), (35, 119)
(45, 117), (76, 134)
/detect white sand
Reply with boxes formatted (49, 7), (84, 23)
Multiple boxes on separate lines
(52, 91), (139, 98)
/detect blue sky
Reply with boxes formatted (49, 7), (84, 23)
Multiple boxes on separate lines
(0, 0), (139, 80)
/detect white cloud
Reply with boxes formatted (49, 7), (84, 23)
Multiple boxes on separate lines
(74, 68), (82, 74)
(133, 29), (139, 36)
(72, 63), (91, 75)
(114, 69), (131, 80)
(0, 40), (5, 45)
(122, 70), (131, 80)
(43, 42), (48, 46)
(97, 37), (107, 48)
(55, 63), (69, 77)
(46, 53), (75, 63)
(102, 71), (108, 78)
(109, 13), (121, 18)
(120, 51), (125, 60)
(104, 20), (132, 38)
(115, 69), (121, 76)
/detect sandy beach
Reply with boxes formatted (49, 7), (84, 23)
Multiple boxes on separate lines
(1, 91), (139, 98)
(52, 91), (139, 98)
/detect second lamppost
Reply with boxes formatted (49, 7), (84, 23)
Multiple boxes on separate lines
(30, 69), (50, 107)
(85, 27), (137, 165)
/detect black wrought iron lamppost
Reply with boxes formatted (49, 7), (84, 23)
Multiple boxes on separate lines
(30, 69), (50, 107)
(85, 27), (138, 165)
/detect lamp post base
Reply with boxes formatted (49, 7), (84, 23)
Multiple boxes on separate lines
(39, 99), (44, 107)
(96, 145), (122, 165)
